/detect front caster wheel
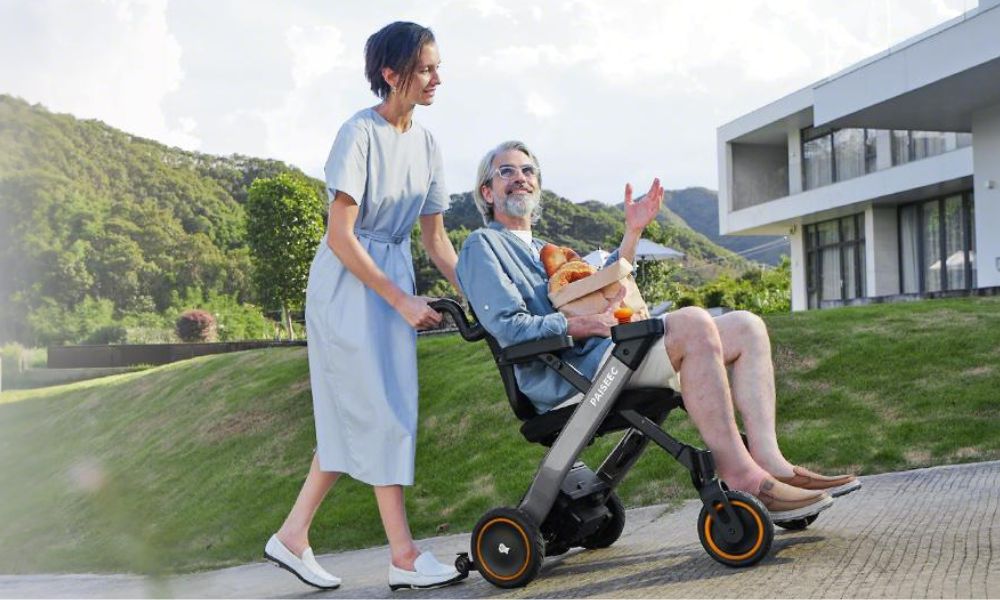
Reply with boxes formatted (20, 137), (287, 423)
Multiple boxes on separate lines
(698, 490), (773, 567)
(472, 507), (544, 588)
(454, 552), (474, 577)
(775, 513), (818, 531)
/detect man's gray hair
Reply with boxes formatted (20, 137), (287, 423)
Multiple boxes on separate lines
(473, 140), (543, 225)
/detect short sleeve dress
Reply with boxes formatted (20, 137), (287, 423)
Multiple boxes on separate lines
(305, 107), (448, 486)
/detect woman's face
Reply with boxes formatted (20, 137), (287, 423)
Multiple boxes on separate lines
(400, 42), (441, 106)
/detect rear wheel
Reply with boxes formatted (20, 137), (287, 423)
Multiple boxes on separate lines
(580, 492), (626, 549)
(698, 491), (773, 567)
(472, 507), (544, 588)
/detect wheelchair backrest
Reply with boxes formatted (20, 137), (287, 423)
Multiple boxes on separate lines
(480, 333), (542, 422)
(428, 299), (539, 422)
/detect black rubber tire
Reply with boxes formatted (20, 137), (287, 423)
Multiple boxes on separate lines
(580, 492), (626, 549)
(471, 507), (544, 589)
(697, 490), (774, 568)
(775, 513), (819, 531)
(454, 553), (473, 576)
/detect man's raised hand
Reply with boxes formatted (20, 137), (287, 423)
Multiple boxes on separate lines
(624, 178), (664, 234)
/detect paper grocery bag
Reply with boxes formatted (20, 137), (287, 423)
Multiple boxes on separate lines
(548, 258), (650, 320)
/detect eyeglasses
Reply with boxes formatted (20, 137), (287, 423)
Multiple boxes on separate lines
(491, 164), (538, 180)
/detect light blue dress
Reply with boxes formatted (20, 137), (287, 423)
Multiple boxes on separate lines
(305, 107), (448, 486)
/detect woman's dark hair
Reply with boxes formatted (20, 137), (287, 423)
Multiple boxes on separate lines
(364, 22), (436, 100)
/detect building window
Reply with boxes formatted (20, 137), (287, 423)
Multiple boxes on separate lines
(802, 127), (833, 190)
(802, 127), (972, 190)
(833, 128), (865, 181)
(805, 213), (867, 308)
(898, 192), (976, 294)
(891, 130), (911, 165)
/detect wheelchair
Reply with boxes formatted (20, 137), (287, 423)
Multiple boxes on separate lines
(431, 299), (791, 589)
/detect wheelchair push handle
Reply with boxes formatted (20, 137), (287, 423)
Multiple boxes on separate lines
(428, 298), (486, 342)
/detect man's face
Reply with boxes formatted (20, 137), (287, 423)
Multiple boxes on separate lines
(484, 149), (541, 220)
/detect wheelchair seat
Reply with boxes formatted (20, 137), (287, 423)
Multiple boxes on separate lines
(520, 388), (681, 445)
(480, 330), (682, 445)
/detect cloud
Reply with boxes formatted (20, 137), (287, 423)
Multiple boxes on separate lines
(524, 93), (557, 119)
(0, 0), (974, 204)
(287, 24), (351, 88)
(0, 0), (198, 150)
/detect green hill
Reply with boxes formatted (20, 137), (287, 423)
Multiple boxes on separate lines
(664, 187), (790, 266)
(2, 296), (998, 574)
(0, 95), (317, 345)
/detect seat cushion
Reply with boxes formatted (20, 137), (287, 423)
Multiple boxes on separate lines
(519, 388), (683, 446)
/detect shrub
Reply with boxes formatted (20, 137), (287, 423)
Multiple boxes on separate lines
(175, 310), (218, 343)
(124, 327), (176, 344)
(83, 325), (128, 345)
(26, 297), (116, 346)
(2, 343), (25, 377)
(166, 288), (273, 341)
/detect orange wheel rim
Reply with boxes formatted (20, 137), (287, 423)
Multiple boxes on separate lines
(703, 500), (765, 561)
(476, 517), (531, 581)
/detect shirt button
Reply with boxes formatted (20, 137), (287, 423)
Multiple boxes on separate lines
(483, 304), (490, 311)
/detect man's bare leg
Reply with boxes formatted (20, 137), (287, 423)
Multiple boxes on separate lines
(712, 310), (795, 478)
(662, 307), (771, 492)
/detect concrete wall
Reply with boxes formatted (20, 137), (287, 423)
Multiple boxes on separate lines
(787, 128), (803, 194)
(789, 227), (808, 311)
(48, 340), (307, 368)
(731, 143), (789, 210)
(972, 103), (1000, 288)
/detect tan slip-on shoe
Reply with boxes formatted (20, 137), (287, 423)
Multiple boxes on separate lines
(776, 465), (862, 497)
(756, 478), (834, 521)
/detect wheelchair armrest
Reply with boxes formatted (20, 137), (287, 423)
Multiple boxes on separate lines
(499, 335), (574, 364)
(611, 317), (664, 343)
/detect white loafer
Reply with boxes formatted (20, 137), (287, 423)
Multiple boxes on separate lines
(388, 551), (464, 591)
(264, 534), (341, 590)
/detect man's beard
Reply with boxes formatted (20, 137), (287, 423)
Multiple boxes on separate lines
(497, 189), (541, 218)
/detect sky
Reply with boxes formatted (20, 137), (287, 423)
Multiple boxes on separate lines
(0, 0), (975, 204)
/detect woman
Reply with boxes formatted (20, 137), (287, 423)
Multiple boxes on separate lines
(264, 22), (462, 591)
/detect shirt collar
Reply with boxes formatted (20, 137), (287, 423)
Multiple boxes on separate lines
(487, 221), (541, 246)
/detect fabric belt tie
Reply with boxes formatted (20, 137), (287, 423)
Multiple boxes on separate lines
(355, 230), (408, 245)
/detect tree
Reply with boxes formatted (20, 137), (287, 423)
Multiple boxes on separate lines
(245, 174), (325, 339)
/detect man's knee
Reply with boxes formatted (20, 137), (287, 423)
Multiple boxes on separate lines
(666, 306), (723, 357)
(729, 310), (770, 346)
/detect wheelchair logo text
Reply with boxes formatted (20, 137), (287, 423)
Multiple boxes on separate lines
(498, 543), (510, 555)
(588, 366), (619, 407)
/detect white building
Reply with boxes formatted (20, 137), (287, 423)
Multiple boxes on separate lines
(717, 0), (1000, 310)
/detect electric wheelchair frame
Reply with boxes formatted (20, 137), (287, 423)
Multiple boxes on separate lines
(431, 299), (794, 589)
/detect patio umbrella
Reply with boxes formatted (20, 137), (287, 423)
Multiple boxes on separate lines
(582, 249), (611, 267)
(634, 238), (685, 262)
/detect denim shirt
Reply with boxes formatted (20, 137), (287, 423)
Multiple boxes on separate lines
(456, 222), (618, 414)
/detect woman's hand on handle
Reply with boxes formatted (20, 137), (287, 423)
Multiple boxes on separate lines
(393, 295), (443, 330)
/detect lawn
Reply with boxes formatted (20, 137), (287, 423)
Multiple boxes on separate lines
(1, 296), (998, 574)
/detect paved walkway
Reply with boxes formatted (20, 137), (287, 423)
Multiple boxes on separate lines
(2, 460), (998, 598)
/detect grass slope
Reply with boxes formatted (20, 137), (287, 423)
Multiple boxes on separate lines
(1, 296), (998, 574)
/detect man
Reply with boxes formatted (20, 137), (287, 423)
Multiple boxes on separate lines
(456, 140), (859, 521)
